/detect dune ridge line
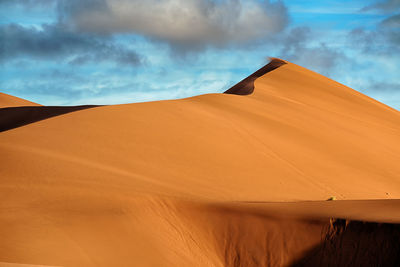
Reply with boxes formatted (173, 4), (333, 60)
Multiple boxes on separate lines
(224, 58), (287, 95)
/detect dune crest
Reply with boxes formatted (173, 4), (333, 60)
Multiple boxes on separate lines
(224, 58), (287, 95)
(1, 60), (400, 266)
(0, 93), (41, 108)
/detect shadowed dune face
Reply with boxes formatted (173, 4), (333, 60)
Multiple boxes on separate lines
(291, 219), (400, 267)
(0, 106), (100, 132)
(224, 58), (286, 95)
(1, 59), (400, 266)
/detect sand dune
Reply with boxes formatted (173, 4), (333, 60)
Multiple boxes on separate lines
(1, 59), (400, 266)
(0, 93), (40, 108)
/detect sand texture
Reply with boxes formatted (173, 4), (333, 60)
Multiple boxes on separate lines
(1, 59), (400, 266)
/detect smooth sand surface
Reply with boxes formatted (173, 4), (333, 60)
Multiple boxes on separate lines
(0, 93), (40, 108)
(1, 60), (400, 266)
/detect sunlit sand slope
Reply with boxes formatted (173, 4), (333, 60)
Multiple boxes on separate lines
(0, 93), (40, 108)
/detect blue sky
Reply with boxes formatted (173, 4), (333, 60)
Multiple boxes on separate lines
(1, 0), (399, 109)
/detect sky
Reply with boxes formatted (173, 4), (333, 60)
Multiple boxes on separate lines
(0, 0), (399, 109)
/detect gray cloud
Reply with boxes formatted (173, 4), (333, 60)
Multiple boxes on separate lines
(367, 81), (400, 92)
(370, 0), (400, 31)
(0, 23), (141, 66)
(382, 14), (400, 27)
(350, 0), (400, 54)
(347, 28), (400, 56)
(1, 0), (289, 53)
(362, 0), (400, 34)
(58, 0), (288, 49)
(277, 27), (346, 75)
(347, 28), (380, 53)
(362, 0), (400, 12)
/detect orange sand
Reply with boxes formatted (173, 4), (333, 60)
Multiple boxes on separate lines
(1, 59), (400, 266)
(0, 93), (40, 108)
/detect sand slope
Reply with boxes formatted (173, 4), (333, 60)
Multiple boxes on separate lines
(0, 93), (40, 108)
(1, 59), (400, 266)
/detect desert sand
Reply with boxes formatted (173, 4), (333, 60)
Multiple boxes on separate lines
(0, 93), (40, 108)
(1, 59), (400, 266)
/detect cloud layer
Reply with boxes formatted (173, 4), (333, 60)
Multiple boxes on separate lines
(60, 0), (288, 48)
(0, 23), (141, 66)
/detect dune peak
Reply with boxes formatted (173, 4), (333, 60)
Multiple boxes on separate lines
(224, 58), (287, 96)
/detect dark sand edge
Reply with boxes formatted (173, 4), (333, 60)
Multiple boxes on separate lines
(290, 219), (400, 266)
(224, 58), (287, 96)
(0, 105), (100, 132)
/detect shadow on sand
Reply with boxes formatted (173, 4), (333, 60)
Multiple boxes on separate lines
(291, 219), (400, 267)
(0, 105), (100, 132)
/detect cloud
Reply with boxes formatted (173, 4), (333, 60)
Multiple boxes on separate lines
(1, 0), (289, 53)
(0, 23), (142, 66)
(58, 0), (288, 49)
(350, 0), (400, 54)
(348, 30), (399, 56)
(362, 0), (400, 13)
(277, 27), (346, 75)
(382, 14), (400, 27)
(361, 0), (400, 38)
(368, 81), (400, 92)
(347, 28), (400, 57)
